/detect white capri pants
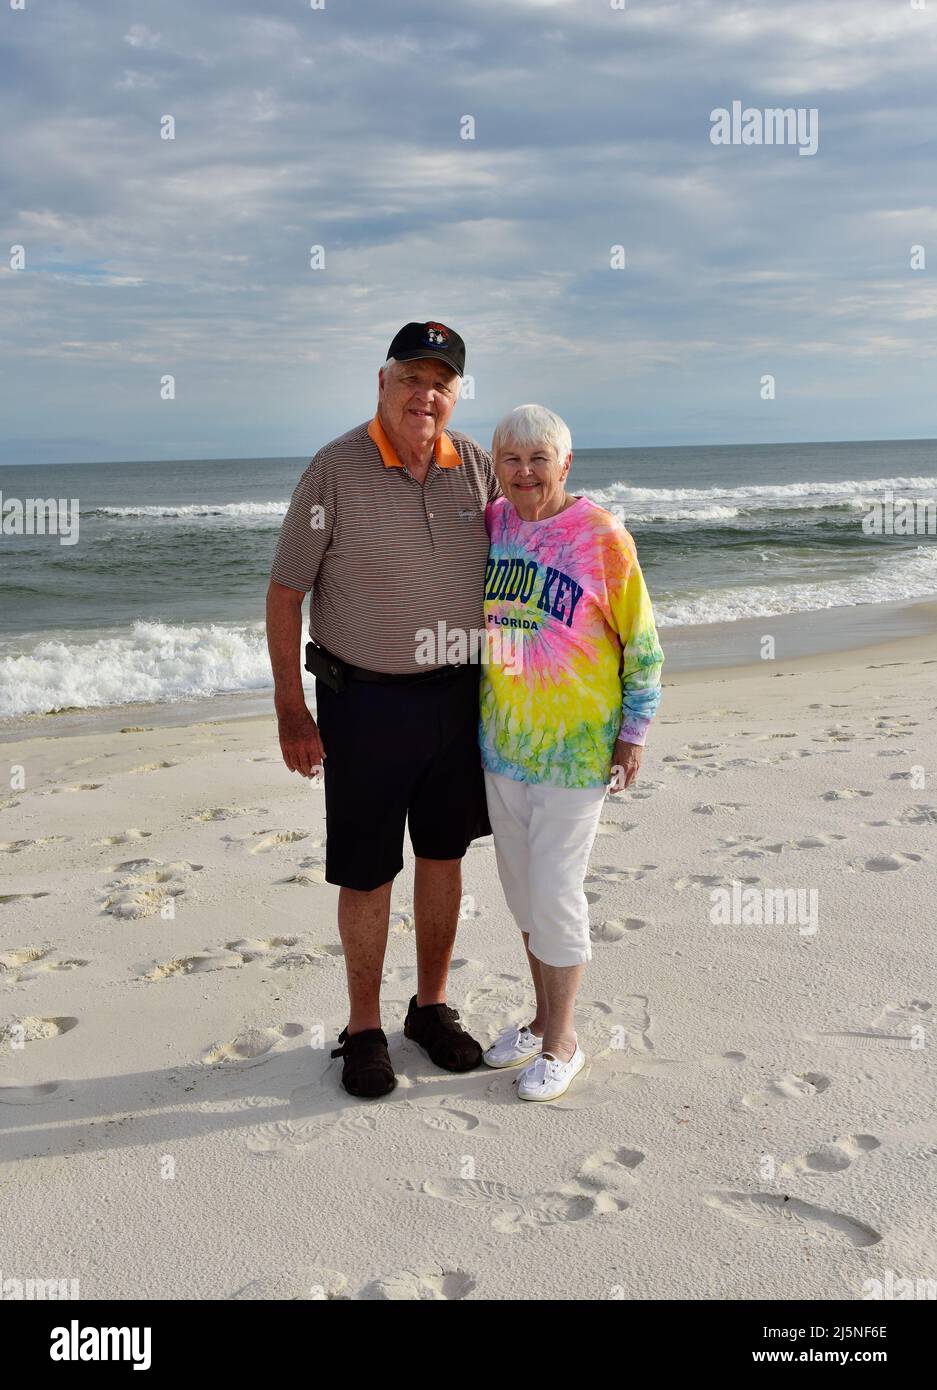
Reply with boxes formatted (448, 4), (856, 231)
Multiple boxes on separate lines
(483, 770), (608, 967)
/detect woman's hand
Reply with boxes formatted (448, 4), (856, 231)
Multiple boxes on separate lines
(609, 738), (641, 793)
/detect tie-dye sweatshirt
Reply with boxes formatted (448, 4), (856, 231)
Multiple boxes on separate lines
(479, 495), (664, 789)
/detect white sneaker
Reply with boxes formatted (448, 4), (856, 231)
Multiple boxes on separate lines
(483, 1024), (543, 1069)
(516, 1045), (585, 1101)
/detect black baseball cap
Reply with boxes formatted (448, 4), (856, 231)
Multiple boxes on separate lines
(386, 321), (465, 377)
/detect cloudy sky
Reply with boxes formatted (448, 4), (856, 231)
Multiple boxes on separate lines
(2, 0), (936, 464)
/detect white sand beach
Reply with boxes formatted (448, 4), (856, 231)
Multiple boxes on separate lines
(1, 630), (935, 1301)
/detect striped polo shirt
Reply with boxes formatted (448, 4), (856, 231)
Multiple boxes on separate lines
(270, 416), (498, 674)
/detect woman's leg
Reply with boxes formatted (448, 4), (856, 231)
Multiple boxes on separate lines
(521, 932), (547, 1035)
(526, 782), (607, 1058)
(484, 772), (541, 1024)
(538, 962), (585, 1062)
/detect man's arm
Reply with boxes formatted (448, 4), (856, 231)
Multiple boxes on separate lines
(267, 452), (334, 777)
(266, 579), (325, 777)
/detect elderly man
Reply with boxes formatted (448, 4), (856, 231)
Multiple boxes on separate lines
(266, 321), (497, 1099)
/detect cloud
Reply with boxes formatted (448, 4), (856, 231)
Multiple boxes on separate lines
(1, 0), (936, 461)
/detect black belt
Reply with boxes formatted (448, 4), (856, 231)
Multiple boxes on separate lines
(345, 660), (469, 686)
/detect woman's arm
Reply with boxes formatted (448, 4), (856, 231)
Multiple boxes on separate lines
(609, 536), (664, 747)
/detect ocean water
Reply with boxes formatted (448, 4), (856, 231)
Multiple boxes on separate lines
(1, 437), (936, 717)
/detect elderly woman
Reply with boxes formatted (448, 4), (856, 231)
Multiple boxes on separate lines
(479, 404), (664, 1101)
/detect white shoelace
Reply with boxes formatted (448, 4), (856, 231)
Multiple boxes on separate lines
(523, 1053), (563, 1087)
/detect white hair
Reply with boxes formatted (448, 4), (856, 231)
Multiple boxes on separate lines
(492, 404), (572, 465)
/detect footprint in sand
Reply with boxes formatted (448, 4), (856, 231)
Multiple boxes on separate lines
(741, 1072), (831, 1109)
(873, 999), (932, 1028)
(579, 994), (653, 1057)
(127, 761), (178, 774)
(0, 836), (69, 854)
(590, 917), (649, 942)
(594, 819), (636, 836)
(821, 789), (873, 801)
(185, 806), (267, 823)
(864, 805), (937, 827)
(813, 726), (857, 743)
(804, 999), (930, 1051)
(782, 1134), (881, 1176)
(0, 1079), (64, 1105)
(848, 851), (925, 873)
(585, 863), (657, 885)
(143, 948), (247, 981)
(231, 1266), (351, 1300)
(0, 947), (88, 983)
(661, 758), (724, 778)
(390, 908), (416, 935)
(281, 858), (327, 886)
(673, 873), (760, 893)
(406, 1096), (501, 1135)
(202, 1022), (304, 1066)
(243, 830), (311, 855)
(102, 859), (202, 919)
(703, 1191), (881, 1247)
(0, 1015), (78, 1048)
(0, 892), (51, 907)
(714, 833), (846, 861)
(681, 742), (723, 757)
(145, 936), (342, 980)
(360, 1269), (477, 1301)
(623, 779), (662, 801)
(94, 829), (153, 847)
(245, 1091), (392, 1157)
(463, 973), (530, 1034)
(266, 946), (344, 971)
(40, 783), (102, 795)
(692, 802), (749, 815)
(705, 1050), (748, 1068)
(400, 1147), (642, 1233)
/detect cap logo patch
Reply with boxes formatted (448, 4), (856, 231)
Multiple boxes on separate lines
(424, 321), (449, 346)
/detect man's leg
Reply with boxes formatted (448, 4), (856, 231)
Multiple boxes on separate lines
(413, 855), (462, 1005)
(338, 879), (393, 1033)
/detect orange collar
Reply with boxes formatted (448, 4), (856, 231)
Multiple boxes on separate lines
(368, 414), (462, 469)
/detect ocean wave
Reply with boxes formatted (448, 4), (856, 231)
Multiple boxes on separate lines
(85, 501), (289, 519)
(587, 474), (937, 520)
(0, 621), (273, 717)
(608, 504), (742, 523)
(657, 546), (937, 627)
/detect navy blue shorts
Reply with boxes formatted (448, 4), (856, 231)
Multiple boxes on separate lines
(314, 665), (490, 892)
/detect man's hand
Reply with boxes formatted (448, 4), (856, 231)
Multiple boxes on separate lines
(276, 706), (325, 779)
(609, 738), (641, 793)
